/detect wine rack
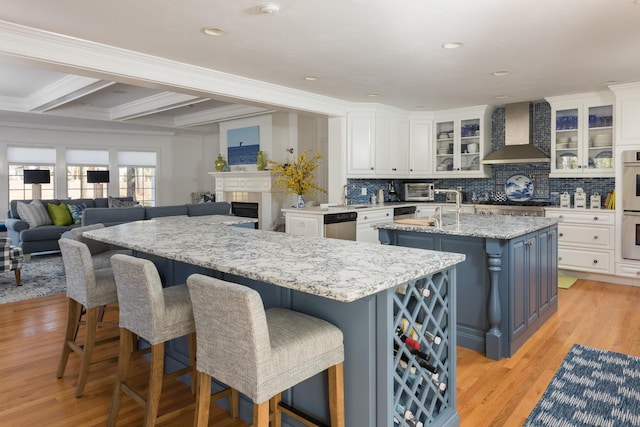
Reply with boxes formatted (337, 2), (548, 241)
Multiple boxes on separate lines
(392, 270), (452, 427)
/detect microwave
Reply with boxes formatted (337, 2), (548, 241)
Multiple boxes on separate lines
(404, 183), (435, 201)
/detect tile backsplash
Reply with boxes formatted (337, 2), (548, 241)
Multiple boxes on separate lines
(347, 101), (615, 207)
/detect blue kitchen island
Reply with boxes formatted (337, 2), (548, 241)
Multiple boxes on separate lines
(378, 213), (559, 361)
(84, 215), (465, 427)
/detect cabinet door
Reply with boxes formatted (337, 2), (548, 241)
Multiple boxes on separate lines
(285, 214), (323, 237)
(347, 113), (375, 175)
(434, 120), (455, 173)
(510, 235), (538, 347)
(553, 108), (581, 173)
(459, 117), (481, 173)
(356, 222), (379, 243)
(538, 228), (558, 319)
(375, 113), (409, 176)
(409, 120), (432, 175)
(585, 104), (614, 173)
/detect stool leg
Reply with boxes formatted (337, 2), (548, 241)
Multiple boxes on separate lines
(14, 268), (21, 286)
(270, 394), (282, 427)
(230, 388), (239, 419)
(188, 333), (197, 394)
(328, 363), (345, 427)
(193, 370), (211, 427)
(56, 299), (80, 379)
(107, 328), (133, 427)
(143, 343), (165, 427)
(253, 401), (269, 427)
(75, 306), (99, 397)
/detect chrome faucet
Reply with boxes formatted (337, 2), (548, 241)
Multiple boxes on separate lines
(434, 189), (462, 227)
(343, 184), (355, 206)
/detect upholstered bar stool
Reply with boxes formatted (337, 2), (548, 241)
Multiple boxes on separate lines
(57, 238), (120, 397)
(187, 274), (345, 427)
(69, 224), (131, 270)
(107, 254), (201, 427)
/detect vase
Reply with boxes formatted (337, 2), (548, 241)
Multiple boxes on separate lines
(296, 194), (305, 208)
(214, 154), (226, 172)
(256, 150), (265, 171)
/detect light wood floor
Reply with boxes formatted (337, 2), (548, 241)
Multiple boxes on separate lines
(1, 278), (639, 426)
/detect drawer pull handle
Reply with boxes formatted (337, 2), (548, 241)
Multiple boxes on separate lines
(593, 216), (599, 221)
(559, 215), (564, 219)
(558, 256), (562, 261)
(593, 260), (598, 264)
(593, 235), (598, 240)
(386, 213), (390, 216)
(559, 233), (563, 237)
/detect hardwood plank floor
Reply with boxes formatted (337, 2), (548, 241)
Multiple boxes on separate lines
(1, 278), (638, 426)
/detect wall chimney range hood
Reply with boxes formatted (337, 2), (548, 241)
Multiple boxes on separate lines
(482, 102), (550, 164)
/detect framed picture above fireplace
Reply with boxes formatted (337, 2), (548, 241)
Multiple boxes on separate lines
(227, 125), (260, 166)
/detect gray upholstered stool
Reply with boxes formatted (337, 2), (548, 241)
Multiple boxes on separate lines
(69, 224), (131, 270)
(187, 273), (346, 427)
(107, 254), (201, 427)
(57, 238), (120, 397)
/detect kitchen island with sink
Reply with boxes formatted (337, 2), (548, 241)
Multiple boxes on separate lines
(378, 213), (560, 360)
(85, 215), (465, 427)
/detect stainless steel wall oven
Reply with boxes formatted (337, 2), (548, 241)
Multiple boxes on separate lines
(622, 151), (640, 260)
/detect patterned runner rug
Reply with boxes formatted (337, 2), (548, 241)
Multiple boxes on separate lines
(0, 254), (65, 304)
(525, 344), (640, 427)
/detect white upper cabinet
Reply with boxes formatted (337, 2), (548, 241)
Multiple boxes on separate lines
(408, 118), (433, 177)
(347, 107), (409, 178)
(547, 92), (615, 178)
(432, 105), (493, 178)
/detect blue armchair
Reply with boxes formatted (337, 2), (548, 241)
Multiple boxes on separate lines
(1, 237), (25, 286)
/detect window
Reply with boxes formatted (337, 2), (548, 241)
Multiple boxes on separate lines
(66, 150), (109, 199)
(7, 147), (56, 200)
(117, 151), (157, 206)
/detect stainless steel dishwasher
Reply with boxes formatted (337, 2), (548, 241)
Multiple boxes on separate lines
(324, 211), (357, 241)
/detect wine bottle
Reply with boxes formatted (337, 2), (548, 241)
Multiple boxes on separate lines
(394, 404), (423, 427)
(431, 376), (447, 392)
(396, 326), (420, 351)
(415, 282), (430, 297)
(394, 345), (438, 377)
(423, 330), (442, 345)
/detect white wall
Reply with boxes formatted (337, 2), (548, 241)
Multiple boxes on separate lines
(0, 124), (215, 215)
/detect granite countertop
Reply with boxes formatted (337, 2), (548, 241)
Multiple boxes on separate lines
(84, 216), (465, 303)
(377, 213), (559, 240)
(281, 201), (474, 215)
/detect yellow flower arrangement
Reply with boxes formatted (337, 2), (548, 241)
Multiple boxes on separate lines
(268, 151), (326, 197)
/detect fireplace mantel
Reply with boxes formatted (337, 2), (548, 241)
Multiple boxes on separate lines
(208, 171), (285, 231)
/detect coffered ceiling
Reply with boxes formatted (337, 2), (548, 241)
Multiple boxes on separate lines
(1, 0), (640, 133)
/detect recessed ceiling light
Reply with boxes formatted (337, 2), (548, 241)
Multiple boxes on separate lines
(202, 27), (225, 36)
(260, 3), (280, 14)
(304, 76), (319, 81)
(492, 70), (511, 76)
(495, 95), (509, 99)
(367, 93), (380, 97)
(442, 42), (463, 49)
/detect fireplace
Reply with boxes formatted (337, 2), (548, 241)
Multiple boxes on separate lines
(208, 171), (286, 231)
(231, 202), (259, 228)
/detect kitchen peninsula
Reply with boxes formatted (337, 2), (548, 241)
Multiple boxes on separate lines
(84, 215), (465, 427)
(378, 213), (560, 360)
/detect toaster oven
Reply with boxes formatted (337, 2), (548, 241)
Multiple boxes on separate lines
(404, 183), (435, 201)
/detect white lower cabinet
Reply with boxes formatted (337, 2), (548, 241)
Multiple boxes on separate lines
(545, 208), (615, 274)
(356, 209), (393, 243)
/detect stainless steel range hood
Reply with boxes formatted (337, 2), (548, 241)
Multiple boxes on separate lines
(482, 102), (550, 164)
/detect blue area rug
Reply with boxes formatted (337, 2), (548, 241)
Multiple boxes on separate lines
(525, 344), (640, 426)
(0, 254), (65, 304)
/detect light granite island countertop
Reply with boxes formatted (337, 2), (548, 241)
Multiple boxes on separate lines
(84, 215), (465, 303)
(376, 212), (559, 239)
(84, 214), (465, 427)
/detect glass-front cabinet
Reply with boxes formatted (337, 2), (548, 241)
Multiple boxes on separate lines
(433, 105), (493, 178)
(547, 92), (614, 177)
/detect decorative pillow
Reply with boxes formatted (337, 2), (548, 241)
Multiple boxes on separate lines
(47, 203), (74, 226)
(16, 200), (52, 228)
(108, 196), (139, 208)
(67, 203), (87, 224)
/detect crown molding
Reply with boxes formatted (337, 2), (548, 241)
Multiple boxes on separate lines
(0, 20), (350, 118)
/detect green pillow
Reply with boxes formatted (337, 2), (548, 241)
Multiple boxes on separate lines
(47, 202), (74, 226)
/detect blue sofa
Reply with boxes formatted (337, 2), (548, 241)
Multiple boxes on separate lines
(6, 198), (232, 255)
(6, 197), (134, 255)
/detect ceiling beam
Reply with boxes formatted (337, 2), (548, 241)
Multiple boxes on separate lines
(110, 92), (206, 120)
(26, 75), (115, 112)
